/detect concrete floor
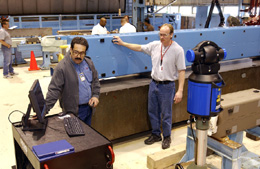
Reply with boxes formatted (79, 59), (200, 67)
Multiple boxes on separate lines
(1, 61), (260, 169)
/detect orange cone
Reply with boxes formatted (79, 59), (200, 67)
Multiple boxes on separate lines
(28, 51), (40, 71)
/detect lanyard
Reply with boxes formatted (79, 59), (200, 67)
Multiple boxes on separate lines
(160, 40), (172, 65)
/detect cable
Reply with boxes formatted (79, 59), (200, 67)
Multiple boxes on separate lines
(47, 121), (67, 134)
(8, 110), (25, 127)
(190, 115), (196, 142)
(175, 163), (184, 169)
(47, 125), (65, 134)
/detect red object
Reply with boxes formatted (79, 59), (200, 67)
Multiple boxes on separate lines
(44, 164), (49, 169)
(241, 0), (260, 25)
(28, 51), (40, 71)
(107, 145), (115, 167)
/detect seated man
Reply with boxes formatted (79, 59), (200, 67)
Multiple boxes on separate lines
(144, 17), (154, 32)
(91, 17), (109, 35)
(119, 18), (136, 33)
(227, 16), (241, 26)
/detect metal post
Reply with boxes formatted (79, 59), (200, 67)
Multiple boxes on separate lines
(132, 0), (145, 31)
(77, 15), (80, 30)
(187, 118), (208, 169)
(196, 129), (208, 166)
(39, 16), (42, 28)
(59, 15), (62, 30)
(19, 16), (22, 29)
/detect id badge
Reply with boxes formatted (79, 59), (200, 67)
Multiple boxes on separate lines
(79, 73), (86, 81)
(159, 65), (163, 72)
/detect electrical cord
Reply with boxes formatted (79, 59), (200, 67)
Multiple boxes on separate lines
(190, 115), (196, 142)
(9, 110), (65, 134)
(47, 125), (66, 134)
(175, 163), (184, 169)
(8, 110), (25, 127)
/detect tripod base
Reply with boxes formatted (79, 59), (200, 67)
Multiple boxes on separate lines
(187, 162), (207, 169)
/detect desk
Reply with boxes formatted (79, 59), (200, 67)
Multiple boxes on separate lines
(12, 114), (113, 169)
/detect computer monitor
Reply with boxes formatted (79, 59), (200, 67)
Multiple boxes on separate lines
(22, 79), (48, 131)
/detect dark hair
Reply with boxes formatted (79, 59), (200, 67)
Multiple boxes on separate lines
(1, 19), (9, 27)
(71, 37), (89, 51)
(144, 18), (150, 24)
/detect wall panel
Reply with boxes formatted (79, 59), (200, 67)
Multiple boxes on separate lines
(23, 0), (37, 15)
(0, 0), (125, 15)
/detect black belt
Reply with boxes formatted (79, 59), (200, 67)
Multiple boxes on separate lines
(152, 79), (173, 84)
(79, 104), (88, 107)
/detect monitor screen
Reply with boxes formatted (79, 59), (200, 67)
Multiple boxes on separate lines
(22, 79), (48, 131)
(29, 79), (46, 123)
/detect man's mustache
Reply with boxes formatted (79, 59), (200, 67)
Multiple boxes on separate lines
(75, 58), (82, 60)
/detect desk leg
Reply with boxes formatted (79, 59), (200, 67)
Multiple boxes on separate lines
(14, 138), (33, 169)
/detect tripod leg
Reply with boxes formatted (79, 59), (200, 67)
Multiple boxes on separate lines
(205, 0), (216, 28)
(216, 0), (225, 27)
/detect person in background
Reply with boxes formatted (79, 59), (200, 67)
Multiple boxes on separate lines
(45, 37), (100, 126)
(0, 19), (18, 79)
(227, 16), (241, 26)
(91, 17), (109, 35)
(119, 18), (136, 33)
(123, 15), (130, 23)
(144, 17), (154, 32)
(113, 24), (186, 149)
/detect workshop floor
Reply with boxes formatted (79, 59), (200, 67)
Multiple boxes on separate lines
(0, 61), (260, 169)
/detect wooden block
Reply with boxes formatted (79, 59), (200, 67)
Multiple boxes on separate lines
(212, 88), (260, 139)
(246, 132), (260, 141)
(147, 144), (186, 169)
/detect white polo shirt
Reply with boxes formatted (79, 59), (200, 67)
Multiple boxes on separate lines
(91, 23), (108, 35)
(119, 23), (136, 33)
(141, 40), (186, 81)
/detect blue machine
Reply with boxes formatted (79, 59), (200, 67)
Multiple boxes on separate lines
(187, 41), (226, 117)
(187, 81), (223, 117)
(186, 41), (226, 169)
(54, 26), (259, 79)
(1, 26), (259, 74)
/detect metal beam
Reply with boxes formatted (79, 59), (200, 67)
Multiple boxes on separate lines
(57, 26), (260, 79)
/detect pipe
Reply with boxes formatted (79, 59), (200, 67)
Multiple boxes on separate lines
(153, 0), (177, 14)
(195, 129), (208, 166)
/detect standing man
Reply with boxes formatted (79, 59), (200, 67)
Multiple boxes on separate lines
(0, 19), (18, 78)
(91, 17), (109, 35)
(119, 18), (136, 33)
(113, 24), (186, 149)
(45, 37), (100, 126)
(123, 15), (130, 23)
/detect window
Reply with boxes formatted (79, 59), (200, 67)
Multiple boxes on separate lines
(180, 6), (193, 16)
(223, 6), (239, 17)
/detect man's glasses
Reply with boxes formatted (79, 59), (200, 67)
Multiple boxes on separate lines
(158, 33), (170, 37)
(73, 50), (85, 57)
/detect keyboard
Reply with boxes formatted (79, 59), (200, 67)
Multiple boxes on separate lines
(63, 117), (85, 137)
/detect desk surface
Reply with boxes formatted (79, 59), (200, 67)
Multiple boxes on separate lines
(17, 114), (110, 151)
(12, 114), (112, 169)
